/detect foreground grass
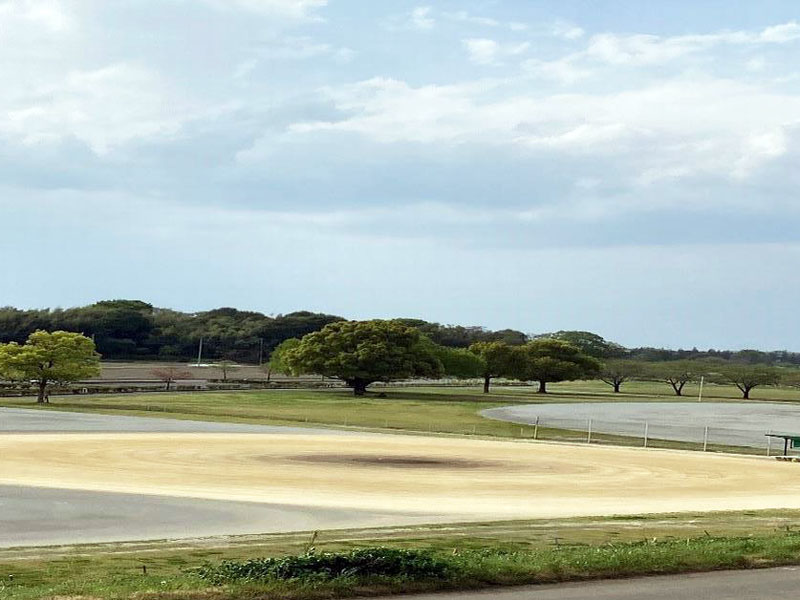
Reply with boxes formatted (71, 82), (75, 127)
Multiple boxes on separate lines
(6, 510), (800, 599)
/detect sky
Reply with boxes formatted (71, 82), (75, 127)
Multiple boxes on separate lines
(2, 0), (800, 351)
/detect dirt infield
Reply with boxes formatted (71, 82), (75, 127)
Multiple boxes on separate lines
(4, 433), (800, 522)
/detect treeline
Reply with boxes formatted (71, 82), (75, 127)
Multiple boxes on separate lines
(1, 300), (799, 366)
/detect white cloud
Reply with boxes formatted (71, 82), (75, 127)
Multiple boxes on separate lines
(552, 20), (584, 40)
(444, 11), (499, 27)
(584, 21), (800, 66)
(286, 75), (800, 190)
(0, 0), (73, 32)
(201, 0), (327, 19)
(463, 38), (529, 65)
(0, 64), (193, 154)
(410, 6), (434, 30)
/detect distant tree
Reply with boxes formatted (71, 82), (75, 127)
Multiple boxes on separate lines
(284, 320), (443, 395)
(469, 341), (516, 393)
(215, 360), (239, 382)
(0, 330), (100, 403)
(266, 338), (302, 381)
(151, 366), (192, 391)
(718, 364), (781, 399)
(781, 369), (800, 389)
(512, 339), (600, 394)
(646, 360), (699, 396)
(539, 331), (626, 359)
(599, 360), (645, 393)
(428, 344), (485, 379)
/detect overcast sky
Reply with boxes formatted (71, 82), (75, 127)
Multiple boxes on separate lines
(3, 0), (800, 350)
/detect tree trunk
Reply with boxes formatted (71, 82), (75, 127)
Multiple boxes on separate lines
(483, 376), (491, 394)
(352, 379), (368, 396)
(37, 379), (47, 404)
(613, 381), (621, 393)
(537, 380), (547, 394)
(742, 387), (751, 399)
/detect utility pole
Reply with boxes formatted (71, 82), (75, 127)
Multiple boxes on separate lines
(698, 375), (704, 402)
(196, 337), (203, 366)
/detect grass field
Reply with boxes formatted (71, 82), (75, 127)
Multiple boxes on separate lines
(4, 381), (800, 452)
(6, 510), (800, 599)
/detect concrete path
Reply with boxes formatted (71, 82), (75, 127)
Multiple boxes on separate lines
(0, 406), (338, 434)
(0, 485), (431, 547)
(482, 402), (800, 448)
(370, 567), (800, 599)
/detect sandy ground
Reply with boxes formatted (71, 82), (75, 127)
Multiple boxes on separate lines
(4, 432), (800, 522)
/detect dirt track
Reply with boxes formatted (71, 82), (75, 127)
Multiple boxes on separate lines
(4, 433), (800, 521)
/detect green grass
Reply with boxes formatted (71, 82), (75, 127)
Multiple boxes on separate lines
(7, 510), (800, 599)
(3, 381), (797, 453)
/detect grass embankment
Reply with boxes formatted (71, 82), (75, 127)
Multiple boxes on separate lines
(6, 510), (800, 599)
(3, 382), (794, 453)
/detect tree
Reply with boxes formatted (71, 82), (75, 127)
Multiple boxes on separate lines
(646, 360), (698, 396)
(215, 360), (239, 382)
(151, 366), (192, 391)
(283, 320), (443, 395)
(469, 341), (516, 393)
(428, 344), (485, 379)
(0, 330), (100, 403)
(718, 364), (781, 399)
(264, 338), (303, 382)
(539, 331), (626, 359)
(599, 359), (645, 393)
(511, 339), (600, 394)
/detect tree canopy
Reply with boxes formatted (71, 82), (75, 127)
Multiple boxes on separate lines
(599, 359), (645, 393)
(0, 330), (100, 402)
(284, 320), (443, 395)
(468, 341), (516, 393)
(511, 339), (600, 393)
(717, 364), (781, 399)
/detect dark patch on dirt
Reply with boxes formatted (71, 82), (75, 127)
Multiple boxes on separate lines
(287, 454), (497, 469)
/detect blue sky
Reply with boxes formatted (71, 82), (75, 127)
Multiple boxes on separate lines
(3, 0), (800, 350)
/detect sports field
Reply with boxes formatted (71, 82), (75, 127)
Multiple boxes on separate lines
(6, 406), (800, 548)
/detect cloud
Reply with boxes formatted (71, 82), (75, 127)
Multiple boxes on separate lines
(0, 63), (192, 155)
(551, 20), (584, 40)
(201, 0), (327, 19)
(463, 38), (529, 65)
(0, 0), (73, 32)
(410, 6), (434, 30)
(584, 21), (800, 66)
(444, 11), (499, 28)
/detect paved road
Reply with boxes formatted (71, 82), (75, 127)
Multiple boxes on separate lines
(482, 402), (800, 448)
(0, 485), (428, 547)
(371, 567), (800, 599)
(0, 406), (338, 434)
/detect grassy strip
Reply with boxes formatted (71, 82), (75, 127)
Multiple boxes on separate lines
(6, 510), (800, 599)
(6, 532), (800, 599)
(0, 387), (765, 454)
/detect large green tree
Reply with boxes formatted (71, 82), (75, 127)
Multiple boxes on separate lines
(0, 330), (100, 402)
(428, 344), (485, 380)
(718, 364), (781, 399)
(284, 320), (443, 395)
(511, 339), (600, 394)
(469, 341), (516, 393)
(540, 331), (626, 359)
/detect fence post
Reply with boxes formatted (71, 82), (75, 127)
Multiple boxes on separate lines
(703, 426), (709, 452)
(643, 421), (648, 448)
(767, 431), (772, 457)
(533, 416), (539, 440)
(587, 419), (592, 444)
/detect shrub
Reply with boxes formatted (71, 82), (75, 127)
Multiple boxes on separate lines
(195, 547), (455, 584)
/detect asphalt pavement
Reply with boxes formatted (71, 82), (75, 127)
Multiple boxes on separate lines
(370, 567), (800, 600)
(482, 402), (800, 448)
